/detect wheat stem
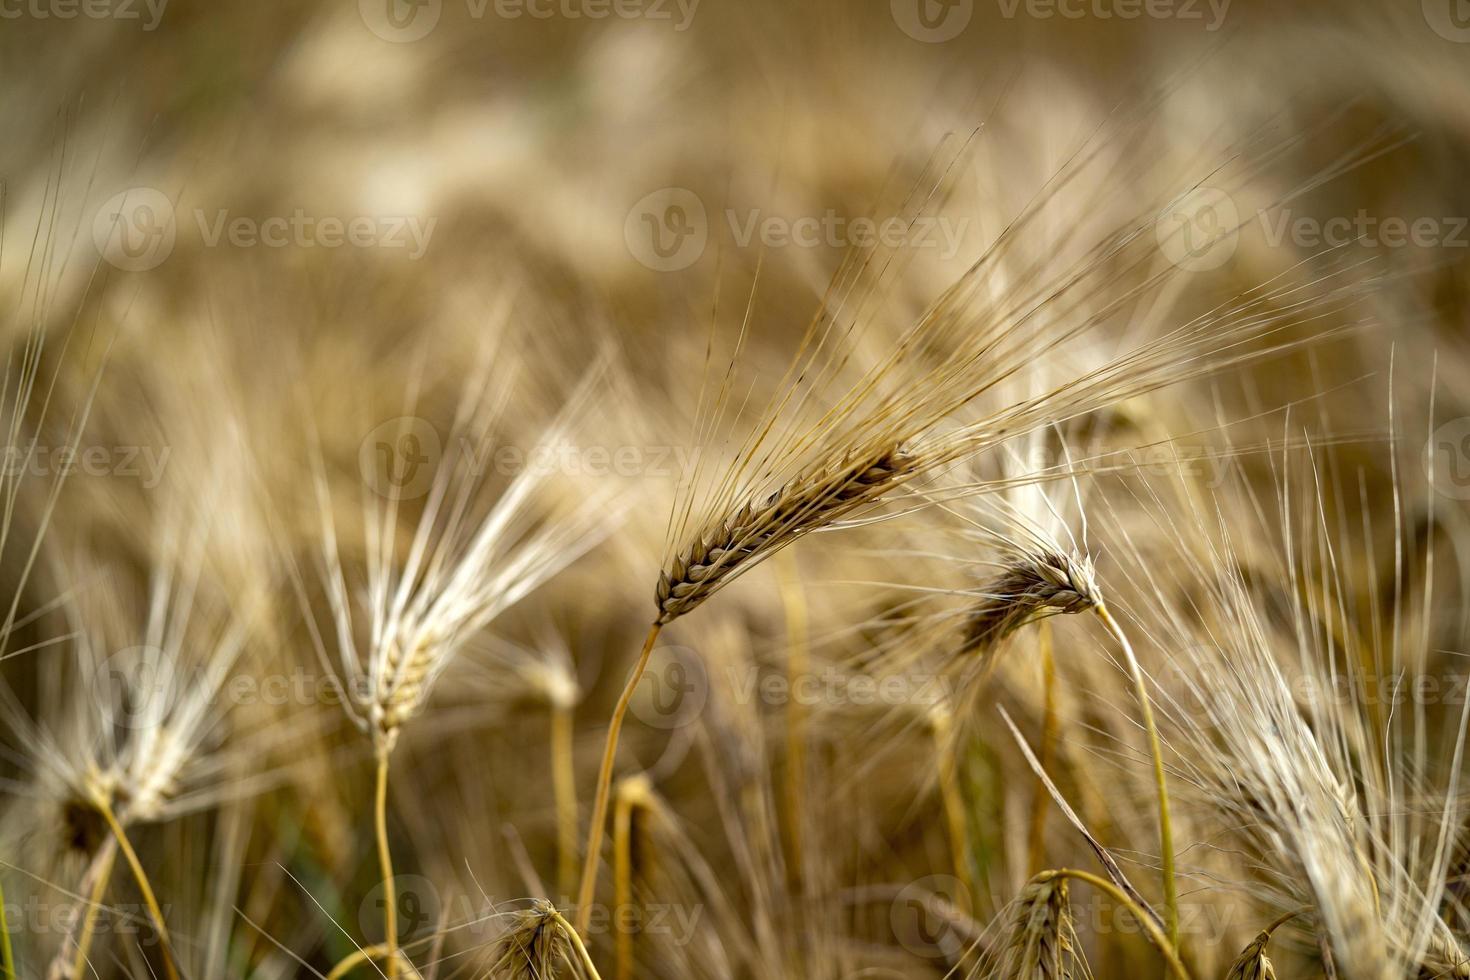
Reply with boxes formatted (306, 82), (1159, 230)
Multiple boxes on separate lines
(66, 837), (118, 980)
(1093, 602), (1177, 949)
(552, 701), (579, 900)
(375, 746), (400, 980)
(1027, 619), (1058, 876)
(97, 800), (179, 980)
(549, 906), (604, 980)
(1047, 869), (1192, 980)
(613, 785), (637, 980)
(930, 707), (974, 908)
(576, 622), (663, 932)
(0, 874), (11, 980)
(779, 553), (808, 891)
(324, 942), (419, 980)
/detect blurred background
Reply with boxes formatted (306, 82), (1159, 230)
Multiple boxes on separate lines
(3, 0), (1470, 977)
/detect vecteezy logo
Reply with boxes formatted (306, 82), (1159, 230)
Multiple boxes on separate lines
(92, 188), (176, 272)
(358, 874), (442, 942)
(359, 416), (442, 500)
(1425, 417), (1470, 500)
(629, 644), (707, 730)
(624, 188), (707, 272)
(890, 0), (972, 42)
(359, 0), (442, 42)
(890, 874), (967, 958)
(1424, 0), (1470, 41)
(1156, 187), (1238, 272)
(93, 646), (178, 731)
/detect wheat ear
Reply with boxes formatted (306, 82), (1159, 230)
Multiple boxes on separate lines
(1039, 870), (1192, 980)
(656, 445), (915, 623)
(1225, 910), (1301, 980)
(489, 900), (602, 980)
(1002, 873), (1074, 979)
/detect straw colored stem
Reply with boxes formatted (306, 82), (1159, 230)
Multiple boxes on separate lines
(779, 555), (809, 890)
(324, 942), (419, 980)
(0, 874), (11, 980)
(931, 708), (974, 908)
(550, 906), (604, 980)
(1094, 602), (1177, 949)
(67, 836), (119, 980)
(1047, 869), (1192, 980)
(375, 746), (400, 980)
(613, 787), (637, 980)
(576, 622), (663, 932)
(1027, 619), (1058, 876)
(97, 800), (179, 980)
(552, 702), (579, 900)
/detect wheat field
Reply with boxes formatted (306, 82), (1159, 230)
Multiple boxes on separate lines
(1, 1), (1470, 977)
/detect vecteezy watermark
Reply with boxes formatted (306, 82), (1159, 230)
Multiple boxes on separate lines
(93, 188), (177, 272)
(1156, 187), (1238, 272)
(358, 875), (443, 943)
(0, 0), (166, 29)
(891, 874), (969, 958)
(92, 189), (437, 272)
(1259, 209), (1470, 250)
(357, 0), (697, 43)
(0, 443), (171, 487)
(629, 644), (708, 730)
(91, 646), (179, 730)
(3, 897), (171, 940)
(725, 210), (969, 260)
(726, 664), (954, 709)
(1425, 417), (1470, 501)
(1423, 0), (1470, 42)
(194, 209), (436, 259)
(996, 0), (1229, 29)
(624, 187), (708, 272)
(624, 188), (971, 272)
(890, 0), (974, 42)
(358, 415), (701, 500)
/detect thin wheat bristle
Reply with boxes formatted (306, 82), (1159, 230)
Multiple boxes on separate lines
(656, 444), (916, 623)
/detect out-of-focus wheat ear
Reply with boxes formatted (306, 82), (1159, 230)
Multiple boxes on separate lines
(956, 549), (1100, 685)
(655, 444), (917, 624)
(487, 900), (602, 980)
(1027, 870), (1192, 980)
(1422, 926), (1470, 979)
